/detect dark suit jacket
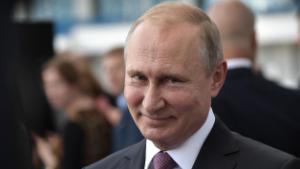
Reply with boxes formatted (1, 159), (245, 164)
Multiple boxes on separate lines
(212, 68), (300, 157)
(84, 118), (300, 169)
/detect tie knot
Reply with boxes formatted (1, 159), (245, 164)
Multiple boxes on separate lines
(153, 152), (177, 169)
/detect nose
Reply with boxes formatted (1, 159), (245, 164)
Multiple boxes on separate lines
(142, 84), (165, 114)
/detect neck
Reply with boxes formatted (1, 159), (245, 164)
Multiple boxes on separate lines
(224, 50), (254, 62)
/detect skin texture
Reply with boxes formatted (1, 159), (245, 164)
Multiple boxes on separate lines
(124, 20), (226, 150)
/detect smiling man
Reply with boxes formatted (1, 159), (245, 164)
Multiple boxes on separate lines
(84, 2), (300, 169)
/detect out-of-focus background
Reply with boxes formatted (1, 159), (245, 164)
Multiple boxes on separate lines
(13, 0), (300, 89)
(1, 0), (300, 169)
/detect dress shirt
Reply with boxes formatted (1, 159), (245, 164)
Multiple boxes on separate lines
(144, 108), (215, 169)
(226, 58), (252, 70)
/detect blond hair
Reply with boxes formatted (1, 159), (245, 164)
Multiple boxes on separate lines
(125, 2), (223, 73)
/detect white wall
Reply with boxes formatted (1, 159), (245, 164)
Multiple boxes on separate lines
(256, 12), (299, 89)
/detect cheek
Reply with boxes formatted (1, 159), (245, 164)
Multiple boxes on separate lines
(115, 73), (124, 84)
(46, 87), (60, 99)
(165, 90), (198, 109)
(44, 86), (53, 98)
(57, 86), (71, 97)
(167, 90), (208, 131)
(124, 85), (144, 110)
(165, 88), (209, 118)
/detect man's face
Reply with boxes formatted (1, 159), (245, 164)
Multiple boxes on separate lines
(124, 21), (221, 150)
(102, 55), (125, 96)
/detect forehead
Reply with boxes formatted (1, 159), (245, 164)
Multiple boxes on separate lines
(43, 67), (58, 77)
(126, 21), (204, 68)
(43, 69), (63, 84)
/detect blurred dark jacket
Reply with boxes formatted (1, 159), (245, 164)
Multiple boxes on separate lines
(212, 67), (300, 157)
(63, 106), (111, 169)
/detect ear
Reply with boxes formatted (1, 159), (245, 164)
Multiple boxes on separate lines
(210, 60), (227, 97)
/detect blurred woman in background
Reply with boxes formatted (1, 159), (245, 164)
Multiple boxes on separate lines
(35, 55), (111, 169)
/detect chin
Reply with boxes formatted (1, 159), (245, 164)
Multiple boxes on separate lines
(151, 138), (178, 150)
(142, 127), (163, 140)
(143, 129), (176, 149)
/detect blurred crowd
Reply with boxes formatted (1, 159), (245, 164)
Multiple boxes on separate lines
(29, 47), (143, 169)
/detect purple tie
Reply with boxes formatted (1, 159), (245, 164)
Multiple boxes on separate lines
(153, 152), (178, 169)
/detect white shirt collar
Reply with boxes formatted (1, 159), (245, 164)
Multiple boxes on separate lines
(226, 58), (252, 70)
(144, 108), (215, 169)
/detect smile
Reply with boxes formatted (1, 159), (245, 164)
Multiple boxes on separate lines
(139, 112), (173, 121)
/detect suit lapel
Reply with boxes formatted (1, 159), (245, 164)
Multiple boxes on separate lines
(192, 118), (239, 169)
(122, 139), (146, 169)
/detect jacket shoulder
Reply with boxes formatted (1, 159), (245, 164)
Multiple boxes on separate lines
(233, 132), (300, 169)
(83, 149), (127, 169)
(83, 140), (145, 169)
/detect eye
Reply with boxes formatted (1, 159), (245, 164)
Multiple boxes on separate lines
(163, 76), (184, 85)
(131, 74), (147, 82)
(167, 78), (180, 84)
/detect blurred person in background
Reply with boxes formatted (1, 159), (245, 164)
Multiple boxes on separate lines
(101, 47), (126, 103)
(35, 55), (111, 169)
(58, 51), (94, 78)
(208, 0), (300, 157)
(99, 46), (143, 152)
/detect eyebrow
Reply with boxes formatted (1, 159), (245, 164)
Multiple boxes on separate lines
(126, 69), (143, 76)
(127, 69), (189, 82)
(158, 73), (189, 82)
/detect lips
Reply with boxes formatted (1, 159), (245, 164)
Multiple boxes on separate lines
(139, 112), (174, 121)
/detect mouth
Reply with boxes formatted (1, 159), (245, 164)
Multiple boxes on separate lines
(139, 112), (174, 122)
